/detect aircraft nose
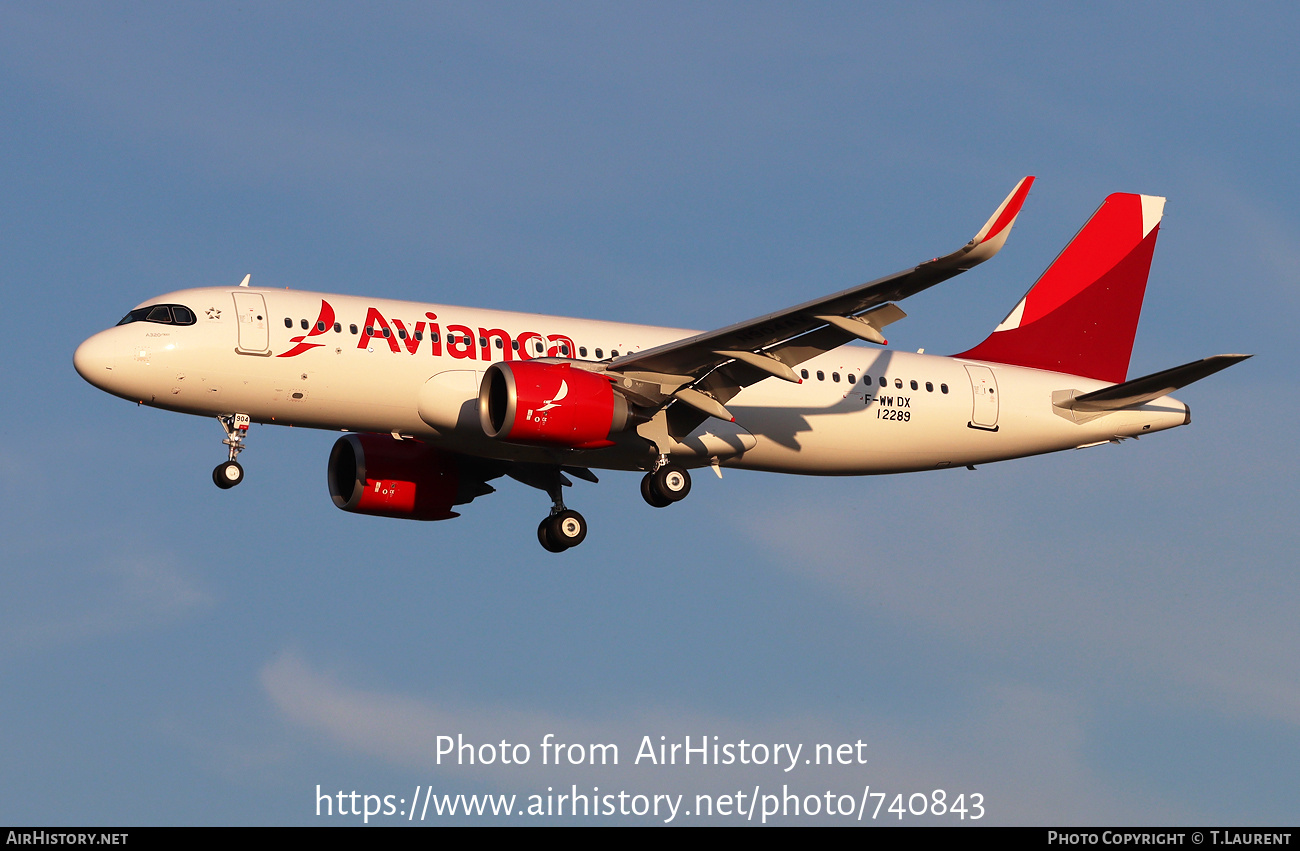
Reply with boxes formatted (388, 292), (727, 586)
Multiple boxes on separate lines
(74, 330), (120, 390)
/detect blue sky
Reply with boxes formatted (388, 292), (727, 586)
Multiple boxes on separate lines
(1, 2), (1296, 825)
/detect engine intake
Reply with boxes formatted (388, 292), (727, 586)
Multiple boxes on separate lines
(479, 361), (629, 449)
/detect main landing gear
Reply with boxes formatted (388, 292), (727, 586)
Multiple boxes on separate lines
(537, 475), (587, 553)
(640, 460), (691, 508)
(212, 413), (250, 489)
(531, 459), (691, 552)
(538, 510), (588, 553)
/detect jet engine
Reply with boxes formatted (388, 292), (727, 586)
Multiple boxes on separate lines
(478, 361), (630, 449)
(327, 433), (495, 521)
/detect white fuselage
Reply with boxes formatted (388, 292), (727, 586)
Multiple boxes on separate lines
(74, 286), (1190, 475)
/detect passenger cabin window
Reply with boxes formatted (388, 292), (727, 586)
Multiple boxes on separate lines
(333, 322), (342, 333)
(317, 321), (327, 332)
(301, 319), (309, 330)
(847, 374), (856, 385)
(926, 381), (933, 392)
(894, 378), (903, 389)
(832, 372), (840, 382)
(350, 324), (358, 334)
(595, 349), (604, 358)
(284, 318), (292, 328)
(940, 383), (949, 394)
(816, 370), (825, 381)
(579, 346), (588, 357)
(910, 380), (918, 391)
(800, 369), (809, 379)
(116, 304), (199, 327)
(879, 376), (887, 387)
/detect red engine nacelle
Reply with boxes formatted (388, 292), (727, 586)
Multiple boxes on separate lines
(478, 361), (629, 449)
(328, 433), (462, 521)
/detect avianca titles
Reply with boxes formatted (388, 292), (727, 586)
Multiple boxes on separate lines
(74, 178), (1249, 552)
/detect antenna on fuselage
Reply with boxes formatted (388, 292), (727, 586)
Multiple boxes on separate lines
(239, 274), (251, 287)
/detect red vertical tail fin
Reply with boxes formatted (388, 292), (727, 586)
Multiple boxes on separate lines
(955, 193), (1165, 383)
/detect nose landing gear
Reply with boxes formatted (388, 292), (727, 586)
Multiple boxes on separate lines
(212, 413), (250, 489)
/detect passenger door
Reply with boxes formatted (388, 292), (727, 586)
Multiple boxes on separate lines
(965, 364), (999, 431)
(232, 292), (271, 355)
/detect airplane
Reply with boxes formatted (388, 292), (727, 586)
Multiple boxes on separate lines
(74, 177), (1249, 552)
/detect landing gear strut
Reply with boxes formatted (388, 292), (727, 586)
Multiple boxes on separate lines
(537, 475), (587, 553)
(212, 413), (250, 489)
(641, 458), (691, 508)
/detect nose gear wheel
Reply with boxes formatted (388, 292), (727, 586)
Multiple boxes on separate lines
(213, 460), (244, 489)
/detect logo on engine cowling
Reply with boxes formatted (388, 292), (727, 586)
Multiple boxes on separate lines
(538, 380), (568, 413)
(525, 379), (569, 426)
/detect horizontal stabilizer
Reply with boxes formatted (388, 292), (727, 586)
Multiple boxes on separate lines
(1055, 354), (1251, 414)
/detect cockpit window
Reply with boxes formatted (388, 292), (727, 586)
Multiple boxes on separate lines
(116, 304), (198, 327)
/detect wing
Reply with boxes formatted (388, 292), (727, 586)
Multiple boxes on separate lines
(606, 177), (1035, 432)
